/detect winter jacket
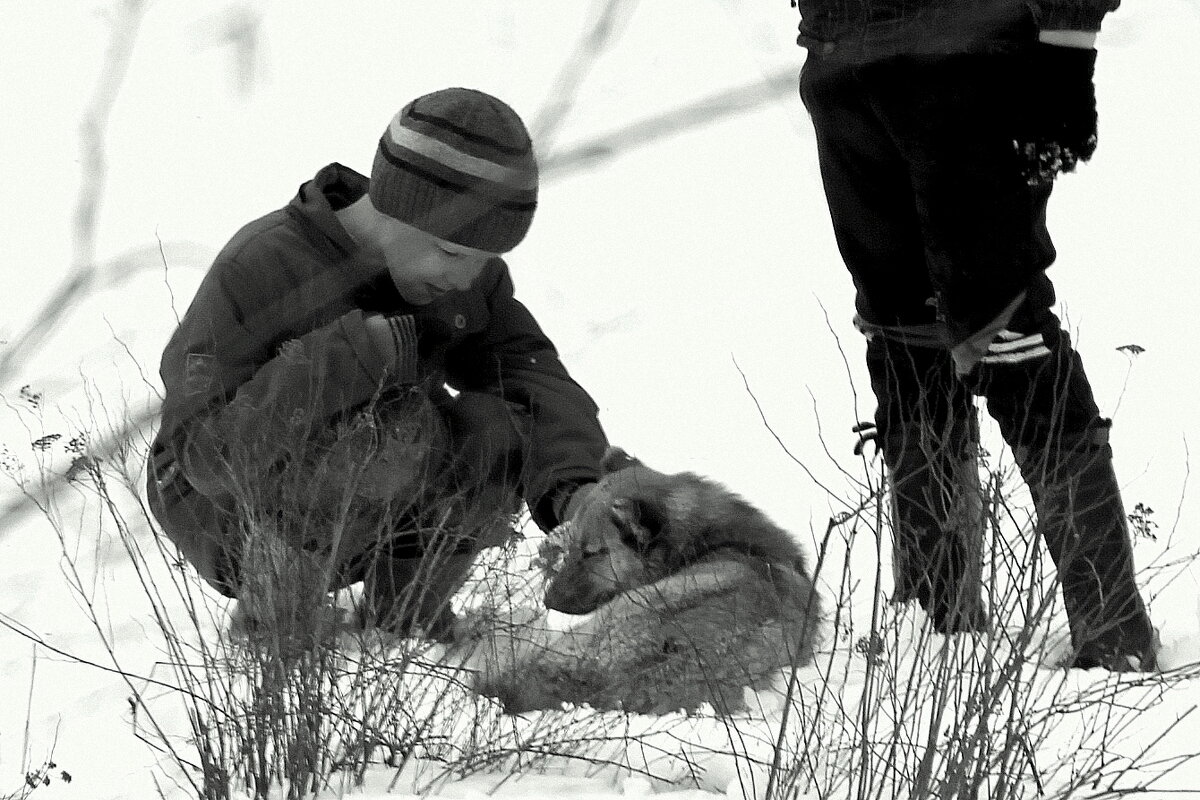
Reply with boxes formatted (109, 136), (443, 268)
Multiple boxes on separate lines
(794, 0), (1120, 59)
(151, 163), (606, 532)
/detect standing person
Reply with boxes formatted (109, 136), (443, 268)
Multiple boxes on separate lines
(792, 0), (1157, 669)
(146, 88), (607, 641)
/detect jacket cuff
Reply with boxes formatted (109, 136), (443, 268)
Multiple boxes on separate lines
(531, 481), (580, 532)
(1038, 29), (1098, 47)
(348, 312), (422, 385)
(539, 480), (600, 531)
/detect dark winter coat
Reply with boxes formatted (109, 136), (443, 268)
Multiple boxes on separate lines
(151, 163), (605, 534)
(794, 0), (1119, 58)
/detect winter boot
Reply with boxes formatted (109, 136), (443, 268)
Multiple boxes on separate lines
(363, 546), (474, 643)
(1016, 422), (1157, 672)
(359, 389), (528, 642)
(362, 499), (518, 642)
(885, 416), (989, 634)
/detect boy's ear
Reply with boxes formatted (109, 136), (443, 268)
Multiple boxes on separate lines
(601, 446), (641, 474)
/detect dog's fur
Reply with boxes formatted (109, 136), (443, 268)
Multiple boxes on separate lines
(466, 447), (821, 715)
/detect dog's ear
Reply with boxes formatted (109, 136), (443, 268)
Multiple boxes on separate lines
(610, 495), (668, 550)
(601, 446), (641, 474)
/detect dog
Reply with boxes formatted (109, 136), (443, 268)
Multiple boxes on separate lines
(465, 447), (821, 715)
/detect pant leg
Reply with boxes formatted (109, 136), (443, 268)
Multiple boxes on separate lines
(857, 53), (1058, 352)
(151, 385), (453, 600)
(976, 300), (1155, 665)
(306, 388), (453, 580)
(364, 391), (531, 638)
(145, 447), (241, 597)
(802, 54), (986, 629)
(384, 389), (528, 546)
(850, 52), (1154, 664)
(800, 54), (939, 330)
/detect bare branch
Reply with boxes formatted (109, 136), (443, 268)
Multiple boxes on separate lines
(541, 64), (804, 176)
(531, 0), (639, 152)
(0, 0), (148, 388)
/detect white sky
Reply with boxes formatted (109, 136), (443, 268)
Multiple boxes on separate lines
(2, 2), (1200, 798)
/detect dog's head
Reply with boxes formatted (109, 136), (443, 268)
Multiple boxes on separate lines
(539, 447), (690, 614)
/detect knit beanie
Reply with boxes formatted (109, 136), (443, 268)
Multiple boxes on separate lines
(369, 88), (538, 253)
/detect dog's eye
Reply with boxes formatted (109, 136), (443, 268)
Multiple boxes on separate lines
(610, 500), (635, 530)
(610, 500), (646, 549)
(582, 545), (609, 560)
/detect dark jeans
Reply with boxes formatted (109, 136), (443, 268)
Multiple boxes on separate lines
(801, 52), (1154, 659)
(800, 51), (1056, 341)
(146, 388), (528, 598)
(800, 50), (1106, 460)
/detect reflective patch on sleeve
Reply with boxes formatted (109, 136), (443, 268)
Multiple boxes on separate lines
(183, 353), (216, 397)
(950, 292), (1027, 376)
(979, 331), (1051, 366)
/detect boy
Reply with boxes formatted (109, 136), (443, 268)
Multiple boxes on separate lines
(146, 88), (607, 641)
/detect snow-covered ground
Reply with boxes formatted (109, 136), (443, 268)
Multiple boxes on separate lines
(2, 2), (1200, 798)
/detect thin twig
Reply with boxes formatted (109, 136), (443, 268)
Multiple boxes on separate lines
(541, 64), (804, 176)
(0, 0), (148, 388)
(531, 0), (639, 151)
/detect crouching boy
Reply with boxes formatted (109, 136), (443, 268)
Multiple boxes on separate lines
(145, 88), (606, 641)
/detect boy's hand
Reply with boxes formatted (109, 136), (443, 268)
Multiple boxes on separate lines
(363, 312), (458, 381)
(1013, 42), (1099, 185)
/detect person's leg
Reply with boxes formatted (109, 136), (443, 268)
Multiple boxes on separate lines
(148, 443), (337, 640)
(206, 386), (449, 634)
(867, 337), (987, 632)
(802, 54), (986, 630)
(145, 445), (241, 597)
(861, 53), (1154, 667)
(861, 52), (1059, 354)
(977, 298), (1156, 669)
(364, 391), (529, 640)
(800, 55), (944, 330)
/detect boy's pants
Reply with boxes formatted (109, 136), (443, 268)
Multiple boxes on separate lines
(800, 51), (1154, 662)
(146, 388), (528, 602)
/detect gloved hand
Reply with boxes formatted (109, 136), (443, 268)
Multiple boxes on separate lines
(363, 313), (456, 382)
(1012, 42), (1099, 185)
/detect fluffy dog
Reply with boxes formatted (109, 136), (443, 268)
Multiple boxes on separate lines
(466, 447), (821, 715)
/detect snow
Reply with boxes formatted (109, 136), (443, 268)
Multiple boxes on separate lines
(3, 1), (1200, 799)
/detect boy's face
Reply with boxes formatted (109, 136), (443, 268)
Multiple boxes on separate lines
(377, 217), (497, 305)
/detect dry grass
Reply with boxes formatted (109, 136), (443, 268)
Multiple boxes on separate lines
(3, 378), (1199, 799)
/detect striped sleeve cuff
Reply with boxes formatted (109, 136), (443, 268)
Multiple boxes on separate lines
(386, 314), (422, 383)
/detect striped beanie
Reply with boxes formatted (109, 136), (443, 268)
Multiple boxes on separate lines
(369, 88), (538, 254)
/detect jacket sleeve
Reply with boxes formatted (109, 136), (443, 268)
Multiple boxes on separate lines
(160, 254), (417, 495)
(1035, 0), (1119, 32)
(443, 261), (607, 531)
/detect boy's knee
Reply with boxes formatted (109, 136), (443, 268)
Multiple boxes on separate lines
(145, 476), (242, 598)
